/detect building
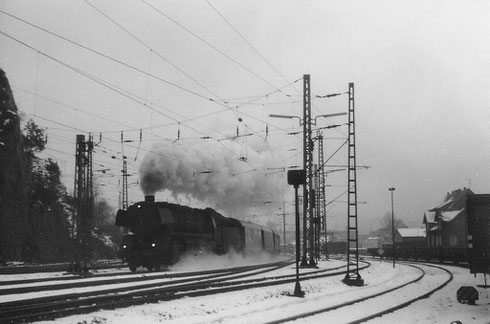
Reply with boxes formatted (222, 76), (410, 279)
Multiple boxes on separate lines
(394, 228), (426, 248)
(423, 188), (474, 249)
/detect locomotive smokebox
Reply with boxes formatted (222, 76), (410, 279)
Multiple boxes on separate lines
(145, 195), (155, 203)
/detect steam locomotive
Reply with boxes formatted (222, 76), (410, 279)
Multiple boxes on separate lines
(115, 196), (281, 271)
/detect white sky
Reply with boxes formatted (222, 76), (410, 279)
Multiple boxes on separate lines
(1, 0), (490, 232)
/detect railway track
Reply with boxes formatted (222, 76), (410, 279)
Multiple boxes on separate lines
(255, 262), (452, 323)
(0, 260), (124, 274)
(0, 258), (369, 323)
(0, 261), (287, 296)
(2, 258), (457, 324)
(1, 260), (292, 323)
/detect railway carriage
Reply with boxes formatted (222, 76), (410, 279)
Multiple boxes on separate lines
(241, 221), (264, 254)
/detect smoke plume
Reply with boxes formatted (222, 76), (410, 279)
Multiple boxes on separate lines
(139, 140), (287, 216)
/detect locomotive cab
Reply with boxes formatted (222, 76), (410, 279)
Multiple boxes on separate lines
(116, 196), (176, 271)
(116, 196), (217, 271)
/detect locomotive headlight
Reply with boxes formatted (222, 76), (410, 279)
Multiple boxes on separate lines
(151, 243), (156, 247)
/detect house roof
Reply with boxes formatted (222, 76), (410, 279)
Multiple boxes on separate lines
(424, 211), (436, 224)
(397, 228), (426, 238)
(440, 209), (464, 222)
(423, 188), (473, 224)
(429, 188), (473, 212)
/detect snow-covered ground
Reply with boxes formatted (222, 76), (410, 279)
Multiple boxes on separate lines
(2, 256), (489, 323)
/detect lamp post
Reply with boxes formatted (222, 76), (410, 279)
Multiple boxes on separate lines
(270, 111), (346, 267)
(287, 169), (306, 297)
(389, 187), (396, 268)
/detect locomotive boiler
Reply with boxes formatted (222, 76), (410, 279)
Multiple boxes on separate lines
(115, 196), (280, 271)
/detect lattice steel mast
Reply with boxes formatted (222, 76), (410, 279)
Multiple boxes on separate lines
(343, 83), (364, 286)
(73, 134), (94, 266)
(315, 131), (327, 260)
(74, 134), (86, 260)
(122, 159), (129, 210)
(301, 74), (316, 267)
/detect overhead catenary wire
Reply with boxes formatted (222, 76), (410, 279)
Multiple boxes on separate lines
(38, 111), (266, 182)
(85, 0), (300, 135)
(0, 10), (303, 140)
(0, 30), (243, 142)
(82, 0), (302, 138)
(0, 9), (218, 103)
(25, 103), (285, 180)
(1, 15), (305, 210)
(141, 0), (292, 97)
(82, 1), (226, 103)
(14, 86), (137, 132)
(3, 10), (313, 187)
(3, 34), (294, 152)
(205, 0), (301, 97)
(223, 78), (302, 110)
(14, 84), (231, 140)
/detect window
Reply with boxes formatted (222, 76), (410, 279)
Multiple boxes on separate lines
(436, 235), (442, 247)
(449, 235), (458, 246)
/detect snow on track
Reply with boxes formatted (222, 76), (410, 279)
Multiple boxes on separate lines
(23, 259), (490, 324)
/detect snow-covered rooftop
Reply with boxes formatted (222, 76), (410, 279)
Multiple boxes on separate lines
(424, 188), (473, 224)
(440, 209), (465, 222)
(429, 188), (473, 212)
(397, 228), (426, 238)
(424, 211), (436, 224)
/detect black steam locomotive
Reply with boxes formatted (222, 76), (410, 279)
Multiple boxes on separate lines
(115, 196), (281, 271)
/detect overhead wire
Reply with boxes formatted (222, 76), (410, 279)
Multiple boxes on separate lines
(26, 103), (265, 184)
(83, 0), (269, 148)
(2, 6), (309, 203)
(82, 1), (226, 102)
(14, 86), (137, 132)
(0, 9), (301, 140)
(14, 84), (220, 138)
(82, 0), (301, 145)
(0, 30), (241, 143)
(34, 108), (261, 183)
(0, 9), (216, 104)
(141, 0), (292, 97)
(205, 0), (301, 97)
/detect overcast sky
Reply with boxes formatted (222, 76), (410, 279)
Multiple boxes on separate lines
(1, 0), (490, 233)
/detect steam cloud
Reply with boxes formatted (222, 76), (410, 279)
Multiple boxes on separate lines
(139, 140), (287, 215)
(170, 249), (288, 271)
